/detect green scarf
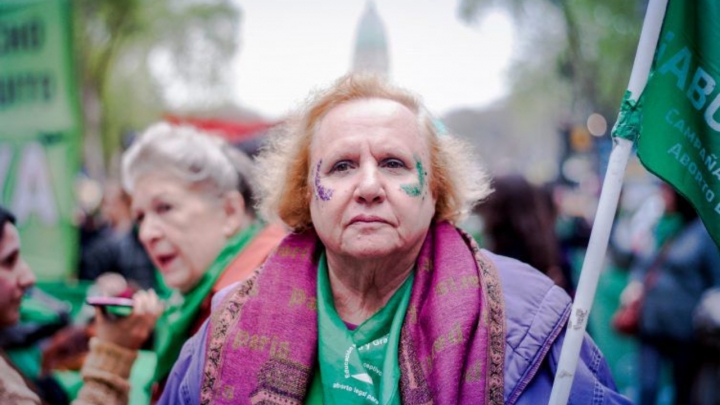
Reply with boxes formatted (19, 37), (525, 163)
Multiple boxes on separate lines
(153, 223), (261, 381)
(309, 253), (414, 405)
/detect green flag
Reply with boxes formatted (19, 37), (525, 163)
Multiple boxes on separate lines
(0, 0), (82, 280)
(619, 0), (720, 246)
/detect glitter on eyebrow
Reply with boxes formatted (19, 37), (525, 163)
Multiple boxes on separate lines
(314, 160), (334, 201)
(401, 158), (425, 198)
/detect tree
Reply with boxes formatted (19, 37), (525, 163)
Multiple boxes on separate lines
(73, 0), (241, 178)
(459, 0), (644, 121)
(454, 0), (645, 181)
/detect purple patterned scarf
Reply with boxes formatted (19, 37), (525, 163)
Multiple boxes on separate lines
(201, 221), (505, 404)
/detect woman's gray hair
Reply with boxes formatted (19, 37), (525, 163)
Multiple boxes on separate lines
(121, 122), (256, 215)
(255, 73), (492, 231)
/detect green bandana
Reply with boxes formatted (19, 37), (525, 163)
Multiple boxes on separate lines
(312, 253), (413, 405)
(153, 222), (261, 382)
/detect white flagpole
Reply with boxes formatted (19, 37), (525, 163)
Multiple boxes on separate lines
(548, 0), (668, 404)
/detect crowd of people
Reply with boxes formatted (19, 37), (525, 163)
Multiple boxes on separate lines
(2, 73), (718, 404)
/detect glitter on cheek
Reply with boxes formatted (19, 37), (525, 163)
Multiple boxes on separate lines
(401, 184), (422, 197)
(401, 158), (426, 198)
(314, 160), (334, 201)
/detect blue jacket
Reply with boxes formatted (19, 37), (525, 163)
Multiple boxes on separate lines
(159, 251), (631, 404)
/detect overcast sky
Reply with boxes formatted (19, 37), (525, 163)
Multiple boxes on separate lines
(232, 0), (515, 119)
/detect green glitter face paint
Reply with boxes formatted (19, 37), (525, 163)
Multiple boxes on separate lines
(401, 158), (426, 197)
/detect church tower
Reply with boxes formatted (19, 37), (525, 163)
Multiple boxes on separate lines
(351, 1), (390, 77)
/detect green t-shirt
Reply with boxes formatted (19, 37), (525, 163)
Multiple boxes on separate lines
(306, 253), (414, 405)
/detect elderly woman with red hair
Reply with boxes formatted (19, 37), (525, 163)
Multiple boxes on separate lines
(157, 74), (630, 405)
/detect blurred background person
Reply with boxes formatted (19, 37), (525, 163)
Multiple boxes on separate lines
(78, 181), (156, 291)
(99, 181), (133, 234)
(120, 122), (286, 399)
(545, 181), (592, 298)
(692, 284), (720, 405)
(40, 179), (157, 402)
(476, 174), (571, 294)
(0, 204), (163, 405)
(620, 183), (720, 405)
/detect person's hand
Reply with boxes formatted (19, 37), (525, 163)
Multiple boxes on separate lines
(94, 289), (163, 350)
(619, 280), (643, 306)
(94, 272), (128, 297)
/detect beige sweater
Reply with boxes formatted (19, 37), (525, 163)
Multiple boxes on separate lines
(0, 338), (137, 405)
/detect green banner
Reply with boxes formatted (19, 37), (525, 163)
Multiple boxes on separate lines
(0, 0), (82, 280)
(633, 0), (720, 246)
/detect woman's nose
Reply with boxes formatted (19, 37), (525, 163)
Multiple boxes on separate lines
(138, 216), (162, 245)
(354, 165), (386, 204)
(17, 259), (35, 290)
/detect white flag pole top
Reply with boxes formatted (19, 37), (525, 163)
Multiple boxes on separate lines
(548, 0), (669, 404)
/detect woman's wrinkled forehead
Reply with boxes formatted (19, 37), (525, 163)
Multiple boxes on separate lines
(308, 98), (432, 156)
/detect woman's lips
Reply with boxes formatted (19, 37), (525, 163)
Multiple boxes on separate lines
(349, 215), (389, 225)
(155, 253), (177, 271)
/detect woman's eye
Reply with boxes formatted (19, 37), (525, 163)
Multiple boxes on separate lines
(133, 212), (145, 225)
(1, 251), (18, 268)
(331, 161), (353, 173)
(156, 203), (172, 214)
(382, 159), (405, 169)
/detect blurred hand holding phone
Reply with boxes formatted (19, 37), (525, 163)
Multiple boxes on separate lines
(86, 296), (135, 320)
(86, 290), (163, 350)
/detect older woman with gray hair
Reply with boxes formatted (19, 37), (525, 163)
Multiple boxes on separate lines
(120, 123), (286, 398)
(158, 74), (629, 404)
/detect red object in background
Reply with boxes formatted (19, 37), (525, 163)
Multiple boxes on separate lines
(164, 115), (278, 144)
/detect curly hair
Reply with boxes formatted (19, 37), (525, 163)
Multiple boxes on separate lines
(255, 73), (492, 231)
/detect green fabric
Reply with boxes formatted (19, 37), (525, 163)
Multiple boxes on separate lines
(314, 253), (413, 405)
(153, 223), (261, 382)
(611, 90), (642, 141)
(305, 365), (324, 405)
(635, 0), (720, 248)
(52, 369), (83, 400)
(19, 295), (64, 324)
(35, 280), (92, 321)
(6, 346), (42, 381)
(0, 0), (82, 281)
(129, 350), (157, 405)
(654, 214), (684, 248)
(105, 305), (133, 318)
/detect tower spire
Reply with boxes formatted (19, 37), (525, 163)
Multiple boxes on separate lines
(351, 0), (390, 77)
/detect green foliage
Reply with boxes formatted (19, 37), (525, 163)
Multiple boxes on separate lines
(72, 0), (241, 173)
(458, 0), (644, 121)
